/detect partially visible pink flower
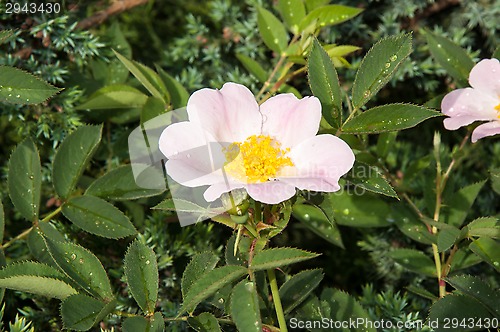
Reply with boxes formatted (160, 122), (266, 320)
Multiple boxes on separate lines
(441, 58), (500, 142)
(159, 82), (355, 204)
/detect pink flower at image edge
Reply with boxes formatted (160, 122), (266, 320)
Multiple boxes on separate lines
(441, 58), (500, 142)
(158, 82), (355, 204)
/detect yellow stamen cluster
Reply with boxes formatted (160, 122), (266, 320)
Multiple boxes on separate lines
(224, 135), (293, 183)
(495, 103), (500, 118)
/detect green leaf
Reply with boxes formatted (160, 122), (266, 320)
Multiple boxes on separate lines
(230, 280), (262, 332)
(187, 312), (222, 332)
(53, 125), (102, 199)
(308, 39), (342, 129)
(0, 250), (5, 303)
(393, 205), (436, 245)
(342, 103), (442, 134)
(344, 162), (397, 198)
(86, 165), (165, 200)
(277, 0), (306, 34)
(8, 138), (41, 221)
(123, 313), (165, 332)
(46, 238), (113, 300)
(0, 66), (61, 104)
(429, 294), (494, 332)
(236, 53), (267, 82)
(0, 199), (4, 242)
(376, 131), (398, 159)
(225, 234), (252, 266)
(75, 85), (149, 110)
(444, 181), (486, 228)
(299, 5), (363, 31)
(351, 34), (412, 109)
(62, 195), (136, 239)
(280, 269), (324, 314)
(329, 191), (392, 228)
(113, 50), (169, 103)
(490, 167), (500, 195)
(449, 248), (483, 272)
(493, 45), (500, 60)
(27, 223), (66, 267)
(257, 6), (289, 54)
(250, 248), (319, 271)
(446, 275), (500, 317)
(321, 288), (376, 332)
(182, 252), (219, 299)
(124, 240), (159, 314)
(178, 265), (247, 316)
(437, 227), (461, 252)
(469, 237), (500, 272)
(388, 248), (436, 277)
(153, 198), (223, 222)
(292, 203), (344, 248)
(0, 261), (68, 280)
(466, 217), (500, 239)
(0, 275), (77, 300)
(61, 294), (116, 331)
(406, 285), (437, 301)
(425, 31), (474, 86)
(141, 96), (166, 124)
(155, 66), (189, 109)
(0, 261), (77, 300)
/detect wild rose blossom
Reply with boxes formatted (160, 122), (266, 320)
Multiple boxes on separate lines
(441, 58), (500, 142)
(159, 82), (355, 204)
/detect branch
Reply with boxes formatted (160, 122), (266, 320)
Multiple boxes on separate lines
(406, 0), (461, 29)
(76, 0), (149, 30)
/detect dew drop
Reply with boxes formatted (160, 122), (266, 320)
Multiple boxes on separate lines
(145, 260), (150, 265)
(494, 261), (499, 266)
(342, 208), (350, 215)
(79, 258), (84, 264)
(390, 55), (398, 61)
(6, 87), (12, 92)
(16, 94), (20, 98)
(385, 62), (391, 68)
(186, 153), (191, 159)
(70, 253), (76, 260)
(363, 90), (370, 98)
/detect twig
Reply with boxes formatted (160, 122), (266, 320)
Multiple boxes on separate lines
(76, 0), (150, 30)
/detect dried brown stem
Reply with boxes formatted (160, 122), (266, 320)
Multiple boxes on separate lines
(76, 0), (149, 30)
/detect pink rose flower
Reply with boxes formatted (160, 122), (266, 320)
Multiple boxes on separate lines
(159, 82), (355, 204)
(441, 58), (500, 142)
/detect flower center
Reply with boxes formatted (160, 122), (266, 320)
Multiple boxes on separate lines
(496, 103), (500, 118)
(223, 135), (294, 183)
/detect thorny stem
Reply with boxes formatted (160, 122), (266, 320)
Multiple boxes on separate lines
(0, 205), (62, 250)
(256, 34), (300, 101)
(432, 130), (470, 297)
(267, 268), (288, 332)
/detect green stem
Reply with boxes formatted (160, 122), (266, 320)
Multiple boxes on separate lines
(267, 268), (288, 332)
(0, 226), (33, 250)
(40, 205), (62, 223)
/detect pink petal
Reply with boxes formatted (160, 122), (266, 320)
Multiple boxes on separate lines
(471, 121), (500, 143)
(159, 121), (225, 187)
(246, 181), (297, 204)
(469, 59), (500, 96)
(441, 88), (498, 130)
(283, 134), (355, 183)
(187, 82), (262, 142)
(203, 182), (246, 202)
(260, 94), (321, 148)
(277, 178), (341, 192)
